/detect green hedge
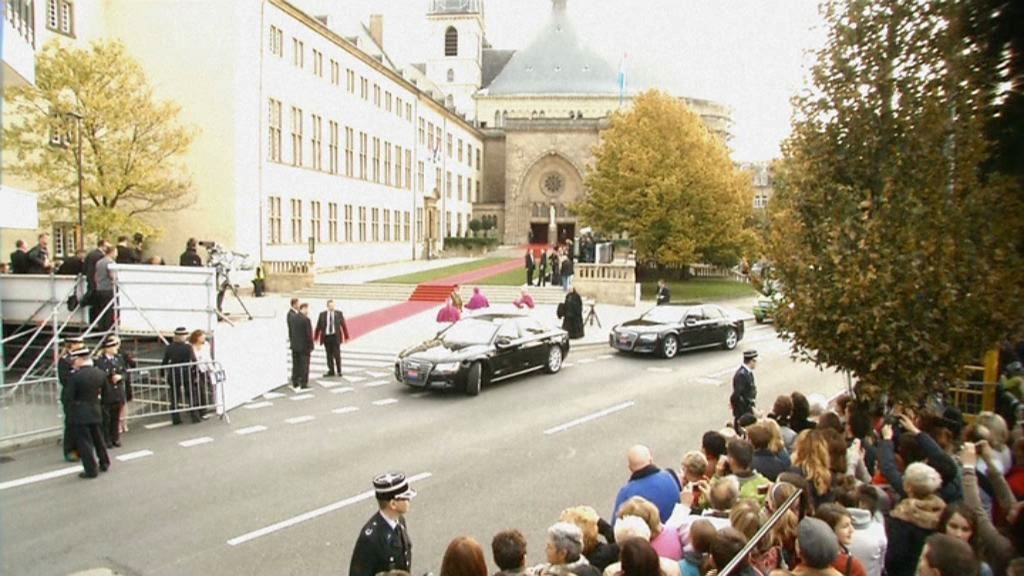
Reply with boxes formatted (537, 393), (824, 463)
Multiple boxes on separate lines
(443, 237), (499, 249)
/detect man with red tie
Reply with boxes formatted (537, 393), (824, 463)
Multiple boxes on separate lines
(315, 299), (350, 377)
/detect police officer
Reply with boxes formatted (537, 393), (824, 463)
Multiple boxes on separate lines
(731, 350), (758, 429)
(162, 326), (196, 425)
(66, 348), (111, 478)
(58, 335), (85, 461)
(95, 335), (131, 447)
(349, 472), (417, 576)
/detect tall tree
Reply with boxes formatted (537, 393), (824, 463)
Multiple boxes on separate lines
(574, 90), (755, 268)
(769, 0), (1024, 400)
(3, 39), (197, 239)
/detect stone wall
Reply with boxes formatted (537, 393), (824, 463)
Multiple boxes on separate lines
(572, 263), (638, 306)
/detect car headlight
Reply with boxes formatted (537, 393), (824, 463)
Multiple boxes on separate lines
(434, 362), (460, 373)
(638, 334), (657, 342)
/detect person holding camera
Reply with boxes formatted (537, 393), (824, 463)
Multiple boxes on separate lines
(179, 238), (203, 267)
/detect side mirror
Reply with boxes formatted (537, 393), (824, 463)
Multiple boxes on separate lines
(495, 337), (512, 349)
(684, 318), (697, 327)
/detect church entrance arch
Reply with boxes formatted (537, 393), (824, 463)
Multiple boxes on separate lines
(517, 151), (584, 246)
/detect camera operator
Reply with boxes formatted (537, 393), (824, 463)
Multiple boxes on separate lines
(179, 238), (203, 267)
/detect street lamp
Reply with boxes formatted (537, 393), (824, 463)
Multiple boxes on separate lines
(52, 89), (85, 251)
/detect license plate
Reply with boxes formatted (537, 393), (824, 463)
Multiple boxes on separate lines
(406, 370), (419, 379)
(619, 336), (629, 343)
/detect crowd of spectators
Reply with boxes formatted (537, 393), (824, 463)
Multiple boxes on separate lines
(393, 390), (1024, 576)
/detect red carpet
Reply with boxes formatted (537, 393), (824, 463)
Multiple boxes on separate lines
(345, 300), (437, 341)
(346, 257), (524, 341)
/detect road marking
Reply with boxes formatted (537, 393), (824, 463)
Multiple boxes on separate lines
(364, 370), (391, 378)
(117, 450), (154, 462)
(364, 380), (389, 388)
(544, 401), (636, 435)
(410, 392), (430, 398)
(372, 398), (398, 406)
(144, 421), (172, 430)
(342, 375), (366, 383)
(226, 472), (432, 546)
(577, 358), (596, 364)
(646, 367), (673, 373)
(338, 359), (392, 368)
(0, 466), (81, 491)
(285, 415), (316, 425)
(696, 377), (721, 386)
(332, 406), (359, 415)
(244, 401), (273, 410)
(562, 362), (574, 368)
(235, 425), (268, 435)
(330, 386), (355, 394)
(290, 394), (315, 401)
(317, 380), (346, 388)
(179, 437), (214, 448)
(263, 392), (286, 399)
(706, 367), (735, 378)
(595, 355), (612, 360)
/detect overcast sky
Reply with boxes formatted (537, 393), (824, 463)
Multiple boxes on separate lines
(295, 0), (827, 162)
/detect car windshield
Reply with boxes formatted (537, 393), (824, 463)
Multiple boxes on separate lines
(640, 306), (686, 324)
(440, 318), (499, 345)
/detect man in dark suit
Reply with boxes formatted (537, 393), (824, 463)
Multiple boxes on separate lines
(10, 239), (29, 274)
(350, 472), (417, 576)
(66, 348), (111, 478)
(162, 326), (196, 425)
(83, 239), (110, 323)
(288, 300), (314, 390)
(115, 235), (140, 264)
(538, 249), (548, 287)
(315, 299), (350, 377)
(179, 238), (203, 267)
(656, 279), (671, 305)
(56, 248), (86, 275)
(26, 232), (51, 273)
(731, 350), (758, 429)
(525, 248), (536, 286)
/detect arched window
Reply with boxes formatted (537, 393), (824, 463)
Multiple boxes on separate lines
(445, 95), (454, 108)
(444, 26), (458, 57)
(446, 68), (455, 83)
(494, 111), (501, 127)
(502, 110), (508, 124)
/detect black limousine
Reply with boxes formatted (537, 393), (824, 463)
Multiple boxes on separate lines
(609, 303), (745, 358)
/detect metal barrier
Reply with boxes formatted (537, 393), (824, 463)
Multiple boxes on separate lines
(0, 359), (227, 445)
(718, 488), (803, 576)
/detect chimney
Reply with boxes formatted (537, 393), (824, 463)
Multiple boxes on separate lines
(369, 14), (384, 48)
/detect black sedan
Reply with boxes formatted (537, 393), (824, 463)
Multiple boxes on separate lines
(395, 313), (570, 396)
(609, 303), (745, 358)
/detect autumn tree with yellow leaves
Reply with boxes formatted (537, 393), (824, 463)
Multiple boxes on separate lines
(574, 90), (756, 269)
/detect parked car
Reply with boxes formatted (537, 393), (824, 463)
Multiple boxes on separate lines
(395, 313), (569, 396)
(609, 303), (745, 359)
(753, 292), (782, 323)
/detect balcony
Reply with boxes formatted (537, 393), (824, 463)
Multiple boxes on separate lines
(3, 0), (36, 87)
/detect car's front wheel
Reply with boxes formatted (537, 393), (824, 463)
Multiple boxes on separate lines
(545, 345), (564, 374)
(723, 328), (739, 350)
(660, 334), (679, 359)
(464, 362), (483, 396)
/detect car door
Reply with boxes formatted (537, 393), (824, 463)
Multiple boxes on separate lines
(515, 317), (549, 369)
(702, 305), (728, 345)
(678, 307), (704, 348)
(490, 320), (522, 377)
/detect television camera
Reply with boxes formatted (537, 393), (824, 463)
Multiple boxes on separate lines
(200, 241), (255, 320)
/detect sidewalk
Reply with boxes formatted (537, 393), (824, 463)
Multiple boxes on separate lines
(314, 256), (476, 285)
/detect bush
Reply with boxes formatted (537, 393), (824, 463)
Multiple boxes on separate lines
(443, 237), (498, 249)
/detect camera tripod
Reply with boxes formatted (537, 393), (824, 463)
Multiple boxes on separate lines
(216, 270), (253, 322)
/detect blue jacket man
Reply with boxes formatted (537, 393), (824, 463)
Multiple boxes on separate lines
(612, 445), (681, 523)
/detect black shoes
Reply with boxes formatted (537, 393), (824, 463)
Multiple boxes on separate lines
(79, 472), (97, 479)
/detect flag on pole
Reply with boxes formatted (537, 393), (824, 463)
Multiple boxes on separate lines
(618, 52), (628, 106)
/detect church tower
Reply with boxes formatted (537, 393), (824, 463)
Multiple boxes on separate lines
(425, 0), (484, 121)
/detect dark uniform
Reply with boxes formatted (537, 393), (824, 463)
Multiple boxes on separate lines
(56, 255), (84, 276)
(10, 249), (29, 274)
(162, 329), (196, 424)
(179, 248), (203, 267)
(95, 349), (132, 447)
(288, 309), (314, 388)
(349, 472), (417, 576)
(66, 356), (111, 478)
(731, 350), (758, 426)
(57, 345), (80, 460)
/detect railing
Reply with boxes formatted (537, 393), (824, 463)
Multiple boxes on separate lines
(262, 260), (311, 274)
(5, 0), (35, 47)
(575, 263), (635, 283)
(718, 488), (803, 576)
(0, 359), (226, 444)
(689, 263), (748, 282)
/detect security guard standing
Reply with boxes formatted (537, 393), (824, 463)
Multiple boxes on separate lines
(95, 335), (131, 447)
(66, 348), (111, 478)
(349, 472), (417, 576)
(162, 326), (196, 425)
(731, 350), (758, 429)
(58, 335), (85, 461)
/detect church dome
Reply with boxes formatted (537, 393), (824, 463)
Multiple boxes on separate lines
(486, 0), (621, 96)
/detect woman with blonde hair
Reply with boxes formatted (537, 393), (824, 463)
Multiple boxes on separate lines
(562, 505), (617, 571)
(765, 481), (802, 570)
(730, 500), (783, 574)
(617, 496), (682, 561)
(791, 428), (833, 506)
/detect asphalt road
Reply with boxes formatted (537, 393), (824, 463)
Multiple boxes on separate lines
(0, 323), (847, 576)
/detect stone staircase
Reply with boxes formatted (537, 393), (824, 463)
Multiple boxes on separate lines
(296, 283), (568, 305)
